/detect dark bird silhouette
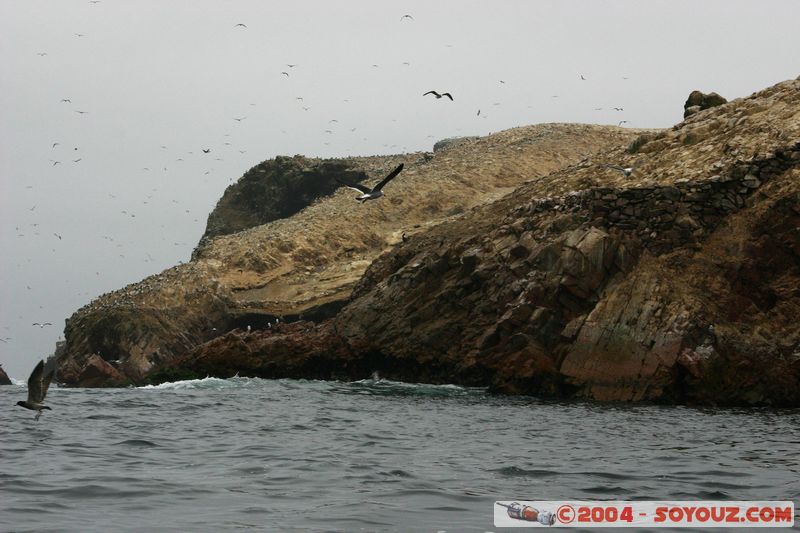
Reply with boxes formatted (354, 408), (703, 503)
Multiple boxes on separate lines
(580, 74), (586, 80)
(53, 233), (62, 240)
(400, 14), (414, 21)
(202, 148), (210, 153)
(16, 360), (55, 420)
(423, 91), (453, 101)
(281, 71), (289, 76)
(613, 107), (624, 111)
(233, 117), (247, 121)
(337, 164), (404, 203)
(61, 99), (71, 103)
(75, 110), (88, 114)
(52, 142), (60, 148)
(618, 120), (629, 126)
(72, 158), (81, 163)
(234, 23), (247, 28)
(32, 322), (53, 328)
(477, 109), (481, 116)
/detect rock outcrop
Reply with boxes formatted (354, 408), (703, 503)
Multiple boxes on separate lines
(57, 124), (640, 387)
(0, 365), (11, 385)
(684, 90), (728, 118)
(55, 78), (800, 405)
(167, 78), (800, 406)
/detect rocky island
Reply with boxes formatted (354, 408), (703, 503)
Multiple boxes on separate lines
(56, 78), (800, 406)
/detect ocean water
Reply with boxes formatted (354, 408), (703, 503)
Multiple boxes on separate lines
(1, 377), (798, 532)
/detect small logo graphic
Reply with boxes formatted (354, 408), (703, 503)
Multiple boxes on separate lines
(496, 502), (556, 526)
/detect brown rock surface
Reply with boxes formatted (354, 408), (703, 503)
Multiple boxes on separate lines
(171, 78), (800, 406)
(57, 78), (800, 405)
(58, 123), (641, 387)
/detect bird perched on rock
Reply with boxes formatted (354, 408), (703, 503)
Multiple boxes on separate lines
(423, 91), (453, 101)
(605, 164), (635, 177)
(16, 360), (55, 421)
(338, 164), (404, 203)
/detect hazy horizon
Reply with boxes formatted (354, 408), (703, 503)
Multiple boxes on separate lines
(2, 0), (799, 379)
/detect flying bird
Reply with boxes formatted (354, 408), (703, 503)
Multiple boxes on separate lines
(286, 64), (297, 68)
(400, 14), (414, 21)
(37, 52), (48, 56)
(605, 164), (635, 177)
(580, 74), (586, 80)
(75, 110), (88, 114)
(233, 117), (247, 121)
(16, 360), (55, 421)
(202, 148), (210, 153)
(618, 120), (629, 126)
(32, 322), (53, 327)
(234, 23), (247, 28)
(423, 91), (453, 101)
(52, 142), (60, 148)
(337, 164), (404, 203)
(281, 71), (289, 76)
(54, 233), (62, 240)
(60, 99), (71, 103)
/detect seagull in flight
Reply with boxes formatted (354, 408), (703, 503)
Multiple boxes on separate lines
(233, 116), (247, 121)
(605, 164), (635, 177)
(423, 91), (453, 101)
(338, 164), (404, 203)
(33, 322), (53, 328)
(281, 71), (290, 76)
(400, 14), (414, 21)
(16, 360), (55, 421)
(234, 23), (247, 28)
(202, 148), (210, 153)
(618, 120), (629, 126)
(61, 98), (71, 103)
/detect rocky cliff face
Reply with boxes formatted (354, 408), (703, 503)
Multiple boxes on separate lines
(56, 79), (800, 405)
(168, 78), (800, 406)
(57, 123), (639, 387)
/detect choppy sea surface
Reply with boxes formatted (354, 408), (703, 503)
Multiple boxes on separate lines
(1, 377), (798, 532)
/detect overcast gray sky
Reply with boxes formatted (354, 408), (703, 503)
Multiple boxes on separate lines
(1, 0), (798, 379)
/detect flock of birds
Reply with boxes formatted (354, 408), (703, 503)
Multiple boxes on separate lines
(11, 9), (639, 420)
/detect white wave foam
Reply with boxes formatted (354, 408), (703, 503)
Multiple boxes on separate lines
(138, 376), (258, 390)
